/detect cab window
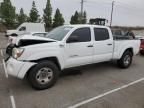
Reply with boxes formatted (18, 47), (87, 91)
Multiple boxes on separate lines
(94, 28), (109, 41)
(68, 27), (91, 43)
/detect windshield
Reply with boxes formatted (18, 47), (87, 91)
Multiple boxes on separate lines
(46, 26), (73, 41)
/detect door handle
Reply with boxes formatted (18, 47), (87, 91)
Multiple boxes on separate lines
(87, 45), (94, 47)
(107, 43), (112, 46)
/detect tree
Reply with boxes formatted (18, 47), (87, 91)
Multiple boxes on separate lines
(53, 8), (65, 28)
(70, 11), (80, 24)
(29, 1), (39, 22)
(70, 10), (87, 24)
(43, 0), (52, 29)
(18, 8), (27, 24)
(70, 15), (74, 24)
(0, 0), (16, 27)
(82, 11), (87, 24)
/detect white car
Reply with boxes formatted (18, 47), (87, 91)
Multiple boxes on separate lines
(135, 35), (144, 40)
(6, 25), (140, 90)
(8, 32), (48, 44)
(6, 23), (45, 37)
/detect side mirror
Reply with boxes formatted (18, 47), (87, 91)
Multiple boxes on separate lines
(67, 36), (79, 43)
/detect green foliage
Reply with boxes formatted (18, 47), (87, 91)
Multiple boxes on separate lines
(70, 15), (74, 24)
(53, 8), (65, 28)
(82, 11), (87, 24)
(0, 0), (16, 27)
(70, 11), (87, 24)
(29, 1), (39, 22)
(70, 11), (80, 24)
(43, 0), (52, 29)
(18, 8), (27, 24)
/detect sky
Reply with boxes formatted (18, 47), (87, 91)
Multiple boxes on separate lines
(8, 0), (144, 26)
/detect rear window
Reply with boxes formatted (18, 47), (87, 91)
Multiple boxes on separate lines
(94, 28), (109, 41)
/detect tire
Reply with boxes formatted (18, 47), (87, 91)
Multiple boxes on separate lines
(117, 51), (133, 69)
(11, 34), (18, 37)
(28, 61), (59, 90)
(140, 51), (144, 55)
(5, 35), (8, 37)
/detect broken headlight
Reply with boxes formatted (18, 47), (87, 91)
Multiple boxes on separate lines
(12, 48), (24, 59)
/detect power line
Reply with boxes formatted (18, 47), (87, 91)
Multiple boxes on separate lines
(86, 1), (144, 12)
(78, 0), (143, 25)
(87, 0), (112, 5)
(116, 1), (144, 10)
(115, 2), (144, 12)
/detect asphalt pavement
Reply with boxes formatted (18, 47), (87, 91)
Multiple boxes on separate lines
(0, 33), (144, 108)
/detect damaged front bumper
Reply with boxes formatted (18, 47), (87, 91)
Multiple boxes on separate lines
(6, 57), (37, 79)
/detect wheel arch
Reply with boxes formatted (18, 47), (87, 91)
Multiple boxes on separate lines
(25, 57), (62, 79)
(124, 48), (133, 56)
(120, 47), (134, 58)
(11, 33), (18, 36)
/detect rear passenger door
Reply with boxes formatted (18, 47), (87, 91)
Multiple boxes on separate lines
(64, 27), (93, 68)
(93, 28), (113, 63)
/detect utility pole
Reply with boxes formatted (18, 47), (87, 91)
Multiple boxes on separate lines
(110, 1), (115, 27)
(80, 0), (84, 23)
(81, 0), (84, 17)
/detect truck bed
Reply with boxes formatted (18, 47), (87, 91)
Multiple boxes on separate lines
(113, 35), (134, 40)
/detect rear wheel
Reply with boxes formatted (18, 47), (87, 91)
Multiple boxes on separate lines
(28, 61), (59, 90)
(117, 51), (133, 68)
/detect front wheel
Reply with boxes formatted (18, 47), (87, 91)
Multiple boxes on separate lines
(117, 51), (133, 68)
(28, 61), (59, 90)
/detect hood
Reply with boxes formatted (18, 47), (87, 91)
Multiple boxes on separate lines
(7, 30), (17, 33)
(16, 35), (57, 47)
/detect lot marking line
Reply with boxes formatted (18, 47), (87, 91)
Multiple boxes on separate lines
(68, 78), (144, 108)
(10, 95), (16, 108)
(2, 59), (9, 78)
(0, 49), (3, 57)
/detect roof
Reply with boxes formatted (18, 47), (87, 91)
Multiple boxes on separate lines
(64, 24), (109, 28)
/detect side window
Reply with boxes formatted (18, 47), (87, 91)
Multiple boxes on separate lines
(69, 27), (91, 42)
(19, 26), (26, 31)
(94, 28), (109, 41)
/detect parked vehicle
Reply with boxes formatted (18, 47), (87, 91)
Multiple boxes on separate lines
(140, 38), (144, 55)
(5, 23), (45, 37)
(112, 29), (135, 39)
(8, 32), (48, 44)
(135, 35), (144, 55)
(135, 35), (144, 40)
(6, 25), (140, 90)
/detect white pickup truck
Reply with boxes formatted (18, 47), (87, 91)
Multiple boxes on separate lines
(6, 25), (140, 90)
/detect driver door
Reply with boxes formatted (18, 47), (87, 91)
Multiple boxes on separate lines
(18, 26), (26, 35)
(64, 27), (93, 68)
